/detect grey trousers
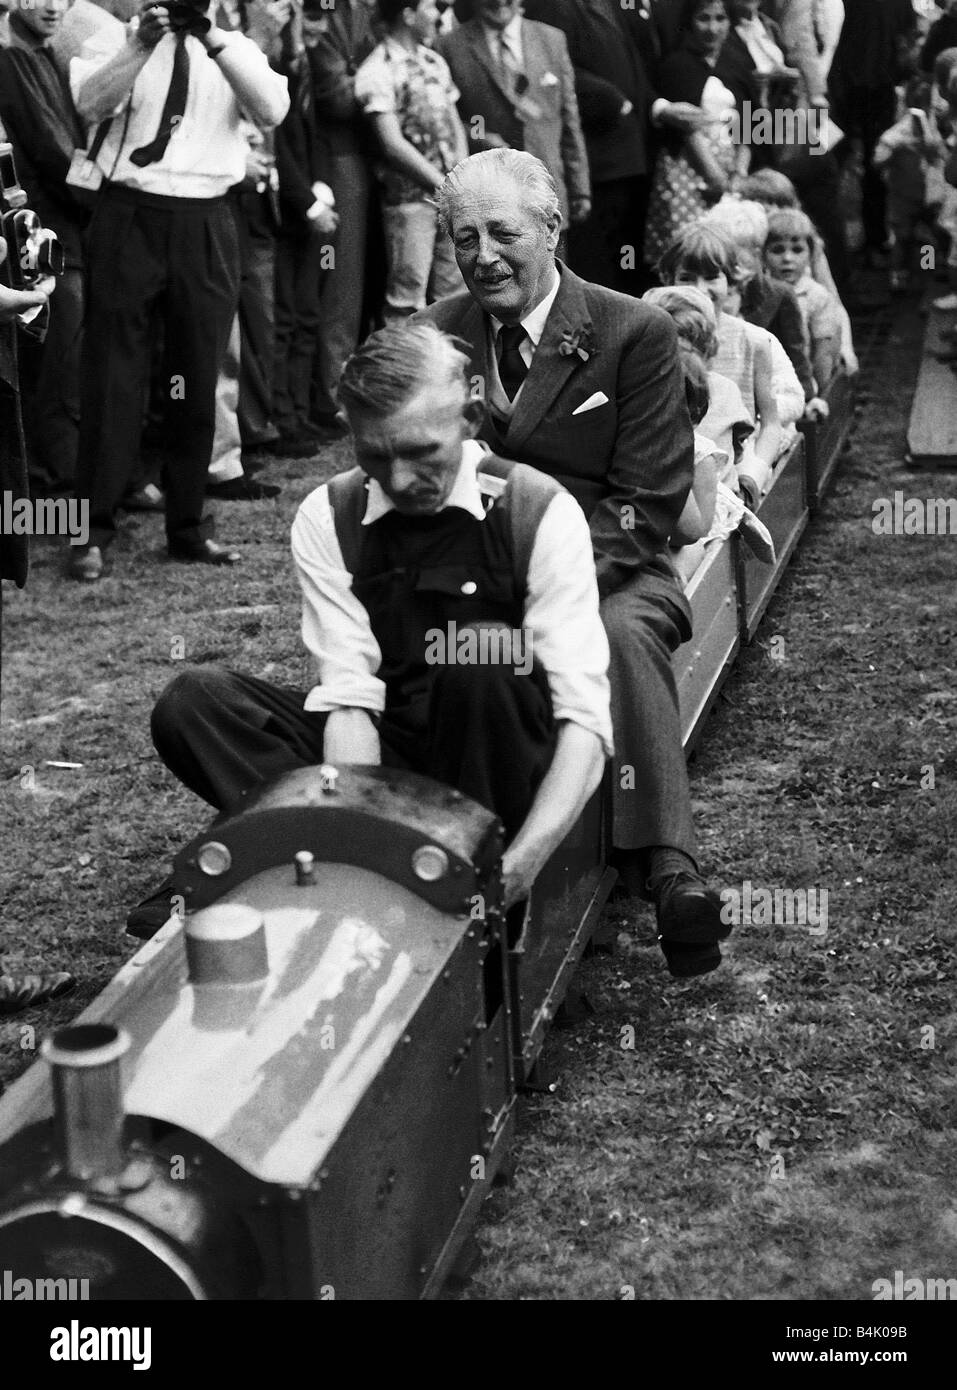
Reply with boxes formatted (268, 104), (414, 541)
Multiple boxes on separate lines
(601, 570), (697, 858)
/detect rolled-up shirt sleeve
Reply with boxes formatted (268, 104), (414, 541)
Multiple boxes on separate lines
(290, 486), (386, 715)
(523, 492), (614, 759)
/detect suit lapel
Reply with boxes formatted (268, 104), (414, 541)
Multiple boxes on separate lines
(454, 294), (493, 398)
(506, 267), (594, 453)
(463, 22), (517, 108)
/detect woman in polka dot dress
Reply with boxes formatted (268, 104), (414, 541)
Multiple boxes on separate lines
(645, 0), (749, 270)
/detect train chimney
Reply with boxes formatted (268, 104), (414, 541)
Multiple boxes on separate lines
(41, 1024), (131, 1182)
(185, 903), (269, 987)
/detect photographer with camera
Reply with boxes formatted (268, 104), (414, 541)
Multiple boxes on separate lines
(65, 0), (289, 581)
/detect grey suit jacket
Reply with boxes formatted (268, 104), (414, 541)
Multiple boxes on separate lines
(437, 19), (589, 223)
(416, 262), (693, 601)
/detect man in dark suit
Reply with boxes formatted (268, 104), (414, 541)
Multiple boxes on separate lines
(418, 149), (731, 977)
(523, 0), (708, 292)
(437, 0), (590, 229)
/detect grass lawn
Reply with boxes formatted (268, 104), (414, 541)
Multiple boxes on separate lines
(1, 291), (955, 1301)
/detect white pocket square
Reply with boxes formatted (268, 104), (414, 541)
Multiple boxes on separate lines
(572, 391), (609, 416)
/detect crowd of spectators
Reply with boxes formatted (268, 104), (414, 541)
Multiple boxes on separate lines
(0, 0), (942, 576)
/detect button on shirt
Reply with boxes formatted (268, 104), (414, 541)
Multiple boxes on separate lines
(290, 438), (614, 757)
(69, 28), (289, 199)
(487, 266), (561, 418)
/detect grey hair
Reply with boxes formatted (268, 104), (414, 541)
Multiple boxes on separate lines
(437, 149), (561, 234)
(338, 321), (471, 419)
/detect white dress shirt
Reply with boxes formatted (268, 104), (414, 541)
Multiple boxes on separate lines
(70, 27), (289, 199)
(290, 438), (613, 757)
(487, 266), (561, 417)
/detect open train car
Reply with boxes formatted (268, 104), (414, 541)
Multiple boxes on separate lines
(0, 378), (856, 1298)
(675, 370), (856, 749)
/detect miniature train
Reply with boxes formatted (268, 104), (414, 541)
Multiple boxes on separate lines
(0, 372), (856, 1299)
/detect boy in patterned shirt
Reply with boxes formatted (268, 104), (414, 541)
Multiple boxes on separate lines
(355, 0), (469, 321)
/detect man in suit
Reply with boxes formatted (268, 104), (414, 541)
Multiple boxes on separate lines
(437, 0), (590, 229)
(418, 149), (731, 978)
(523, 0), (708, 293)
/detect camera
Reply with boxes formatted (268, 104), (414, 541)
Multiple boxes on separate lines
(0, 143), (64, 294)
(159, 0), (212, 35)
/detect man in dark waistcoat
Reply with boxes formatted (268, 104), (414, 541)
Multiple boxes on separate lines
(126, 320), (612, 935)
(416, 148), (732, 977)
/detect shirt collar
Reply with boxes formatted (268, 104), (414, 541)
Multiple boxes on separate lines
(483, 15), (522, 48)
(490, 265), (561, 348)
(362, 439), (492, 525)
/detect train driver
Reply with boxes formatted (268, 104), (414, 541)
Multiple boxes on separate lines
(127, 321), (613, 935)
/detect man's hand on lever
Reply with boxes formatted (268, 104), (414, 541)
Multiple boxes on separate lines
(500, 723), (606, 911)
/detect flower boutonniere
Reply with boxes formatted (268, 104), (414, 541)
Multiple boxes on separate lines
(558, 327), (597, 363)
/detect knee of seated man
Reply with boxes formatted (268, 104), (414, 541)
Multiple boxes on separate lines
(151, 664), (234, 741)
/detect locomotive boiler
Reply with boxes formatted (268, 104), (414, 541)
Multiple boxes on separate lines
(0, 764), (610, 1299)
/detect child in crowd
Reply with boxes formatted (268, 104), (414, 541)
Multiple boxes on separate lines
(873, 75), (948, 294)
(763, 208), (843, 391)
(355, 0), (468, 322)
(741, 170), (859, 374)
(644, 284), (754, 492)
(700, 197), (818, 408)
(658, 224), (804, 501)
(644, 286), (775, 582)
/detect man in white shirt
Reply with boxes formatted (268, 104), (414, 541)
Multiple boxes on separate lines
(127, 321), (612, 932)
(66, 0), (289, 581)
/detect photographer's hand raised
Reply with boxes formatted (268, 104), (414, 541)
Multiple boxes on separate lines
(135, 2), (172, 49)
(0, 238), (51, 325)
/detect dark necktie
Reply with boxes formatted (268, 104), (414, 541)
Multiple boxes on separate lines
(129, 34), (190, 168)
(497, 324), (529, 401)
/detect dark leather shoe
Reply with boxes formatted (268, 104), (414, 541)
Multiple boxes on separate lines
(168, 538), (240, 565)
(67, 545), (104, 582)
(655, 872), (731, 946)
(126, 877), (178, 940)
(205, 477), (281, 500)
(0, 971), (77, 1015)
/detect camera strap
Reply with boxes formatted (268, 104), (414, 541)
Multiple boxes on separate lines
(66, 99), (133, 194)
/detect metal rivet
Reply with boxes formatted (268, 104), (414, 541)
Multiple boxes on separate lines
(295, 850), (316, 886)
(197, 841), (231, 877)
(412, 845), (449, 881)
